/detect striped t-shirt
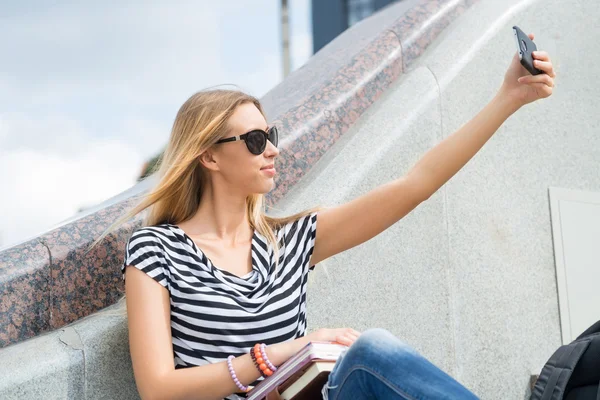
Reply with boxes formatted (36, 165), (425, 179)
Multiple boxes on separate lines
(122, 212), (318, 399)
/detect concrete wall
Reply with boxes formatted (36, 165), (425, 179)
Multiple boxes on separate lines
(0, 299), (137, 399)
(276, 0), (599, 398)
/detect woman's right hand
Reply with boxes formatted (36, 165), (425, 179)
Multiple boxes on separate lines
(307, 328), (361, 347)
(269, 328), (361, 372)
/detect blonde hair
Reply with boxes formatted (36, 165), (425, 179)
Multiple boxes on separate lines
(91, 88), (321, 270)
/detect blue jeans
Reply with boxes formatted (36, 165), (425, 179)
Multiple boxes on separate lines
(322, 328), (479, 400)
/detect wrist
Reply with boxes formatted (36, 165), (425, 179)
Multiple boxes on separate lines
(492, 85), (526, 116)
(494, 87), (523, 115)
(266, 336), (311, 367)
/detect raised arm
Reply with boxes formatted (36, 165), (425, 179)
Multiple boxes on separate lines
(309, 44), (555, 266)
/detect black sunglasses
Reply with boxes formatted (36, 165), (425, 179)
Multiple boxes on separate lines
(215, 126), (279, 155)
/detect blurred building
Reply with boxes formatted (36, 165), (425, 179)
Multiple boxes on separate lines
(312, 0), (399, 53)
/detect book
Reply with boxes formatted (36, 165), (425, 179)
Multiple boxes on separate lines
(280, 361), (335, 400)
(246, 342), (347, 400)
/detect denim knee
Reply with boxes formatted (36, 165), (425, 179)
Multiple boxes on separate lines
(323, 328), (421, 399)
(343, 328), (417, 366)
(355, 328), (413, 352)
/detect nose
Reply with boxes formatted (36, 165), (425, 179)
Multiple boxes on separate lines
(264, 138), (279, 158)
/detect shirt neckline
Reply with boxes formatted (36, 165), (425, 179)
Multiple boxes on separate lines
(166, 224), (259, 281)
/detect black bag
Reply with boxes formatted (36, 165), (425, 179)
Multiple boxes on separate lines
(530, 320), (600, 400)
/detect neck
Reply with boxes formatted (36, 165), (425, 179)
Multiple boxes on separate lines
(182, 184), (253, 246)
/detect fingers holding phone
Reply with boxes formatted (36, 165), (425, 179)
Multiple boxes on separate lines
(514, 29), (555, 91)
(501, 27), (556, 105)
(513, 25), (543, 75)
(530, 50), (556, 78)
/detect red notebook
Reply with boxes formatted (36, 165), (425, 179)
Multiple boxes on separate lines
(246, 342), (348, 400)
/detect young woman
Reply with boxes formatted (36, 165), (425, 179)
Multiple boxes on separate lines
(106, 35), (554, 400)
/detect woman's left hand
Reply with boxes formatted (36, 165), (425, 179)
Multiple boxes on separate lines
(500, 33), (556, 108)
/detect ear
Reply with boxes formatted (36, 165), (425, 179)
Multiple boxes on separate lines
(199, 149), (220, 172)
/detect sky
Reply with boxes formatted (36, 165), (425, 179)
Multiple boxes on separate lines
(0, 0), (313, 249)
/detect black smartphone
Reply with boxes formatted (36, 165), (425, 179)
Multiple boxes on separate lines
(513, 26), (543, 75)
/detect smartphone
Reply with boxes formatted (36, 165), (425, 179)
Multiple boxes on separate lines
(513, 26), (543, 75)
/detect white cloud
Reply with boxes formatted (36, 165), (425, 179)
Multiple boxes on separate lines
(0, 113), (87, 154)
(0, 2), (227, 107)
(0, 140), (144, 249)
(0, 111), (165, 248)
(118, 117), (171, 159)
(0, 1), (282, 108)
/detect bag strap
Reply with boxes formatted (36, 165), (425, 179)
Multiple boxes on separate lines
(531, 340), (591, 400)
(596, 378), (600, 400)
(577, 320), (600, 340)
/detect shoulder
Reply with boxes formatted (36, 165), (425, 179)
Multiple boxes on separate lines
(281, 212), (318, 234)
(123, 225), (175, 287)
(277, 212), (318, 249)
(126, 224), (177, 252)
(128, 224), (170, 241)
(124, 224), (183, 266)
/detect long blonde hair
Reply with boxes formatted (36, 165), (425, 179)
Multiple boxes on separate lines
(91, 88), (321, 269)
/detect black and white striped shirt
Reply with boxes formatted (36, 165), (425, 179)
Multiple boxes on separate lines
(122, 212), (318, 399)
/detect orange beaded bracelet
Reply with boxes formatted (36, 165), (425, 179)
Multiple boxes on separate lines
(251, 343), (274, 377)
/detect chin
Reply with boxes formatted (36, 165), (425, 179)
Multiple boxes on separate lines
(257, 180), (275, 194)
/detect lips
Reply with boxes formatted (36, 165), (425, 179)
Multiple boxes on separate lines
(261, 164), (276, 176)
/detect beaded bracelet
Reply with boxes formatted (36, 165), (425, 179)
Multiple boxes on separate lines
(251, 344), (274, 377)
(250, 346), (272, 377)
(259, 343), (277, 373)
(227, 355), (249, 393)
(250, 346), (260, 372)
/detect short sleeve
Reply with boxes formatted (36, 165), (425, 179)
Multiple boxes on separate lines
(122, 228), (170, 288)
(282, 211), (318, 272)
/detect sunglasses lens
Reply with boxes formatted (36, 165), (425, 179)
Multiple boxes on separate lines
(269, 126), (278, 148)
(246, 130), (266, 155)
